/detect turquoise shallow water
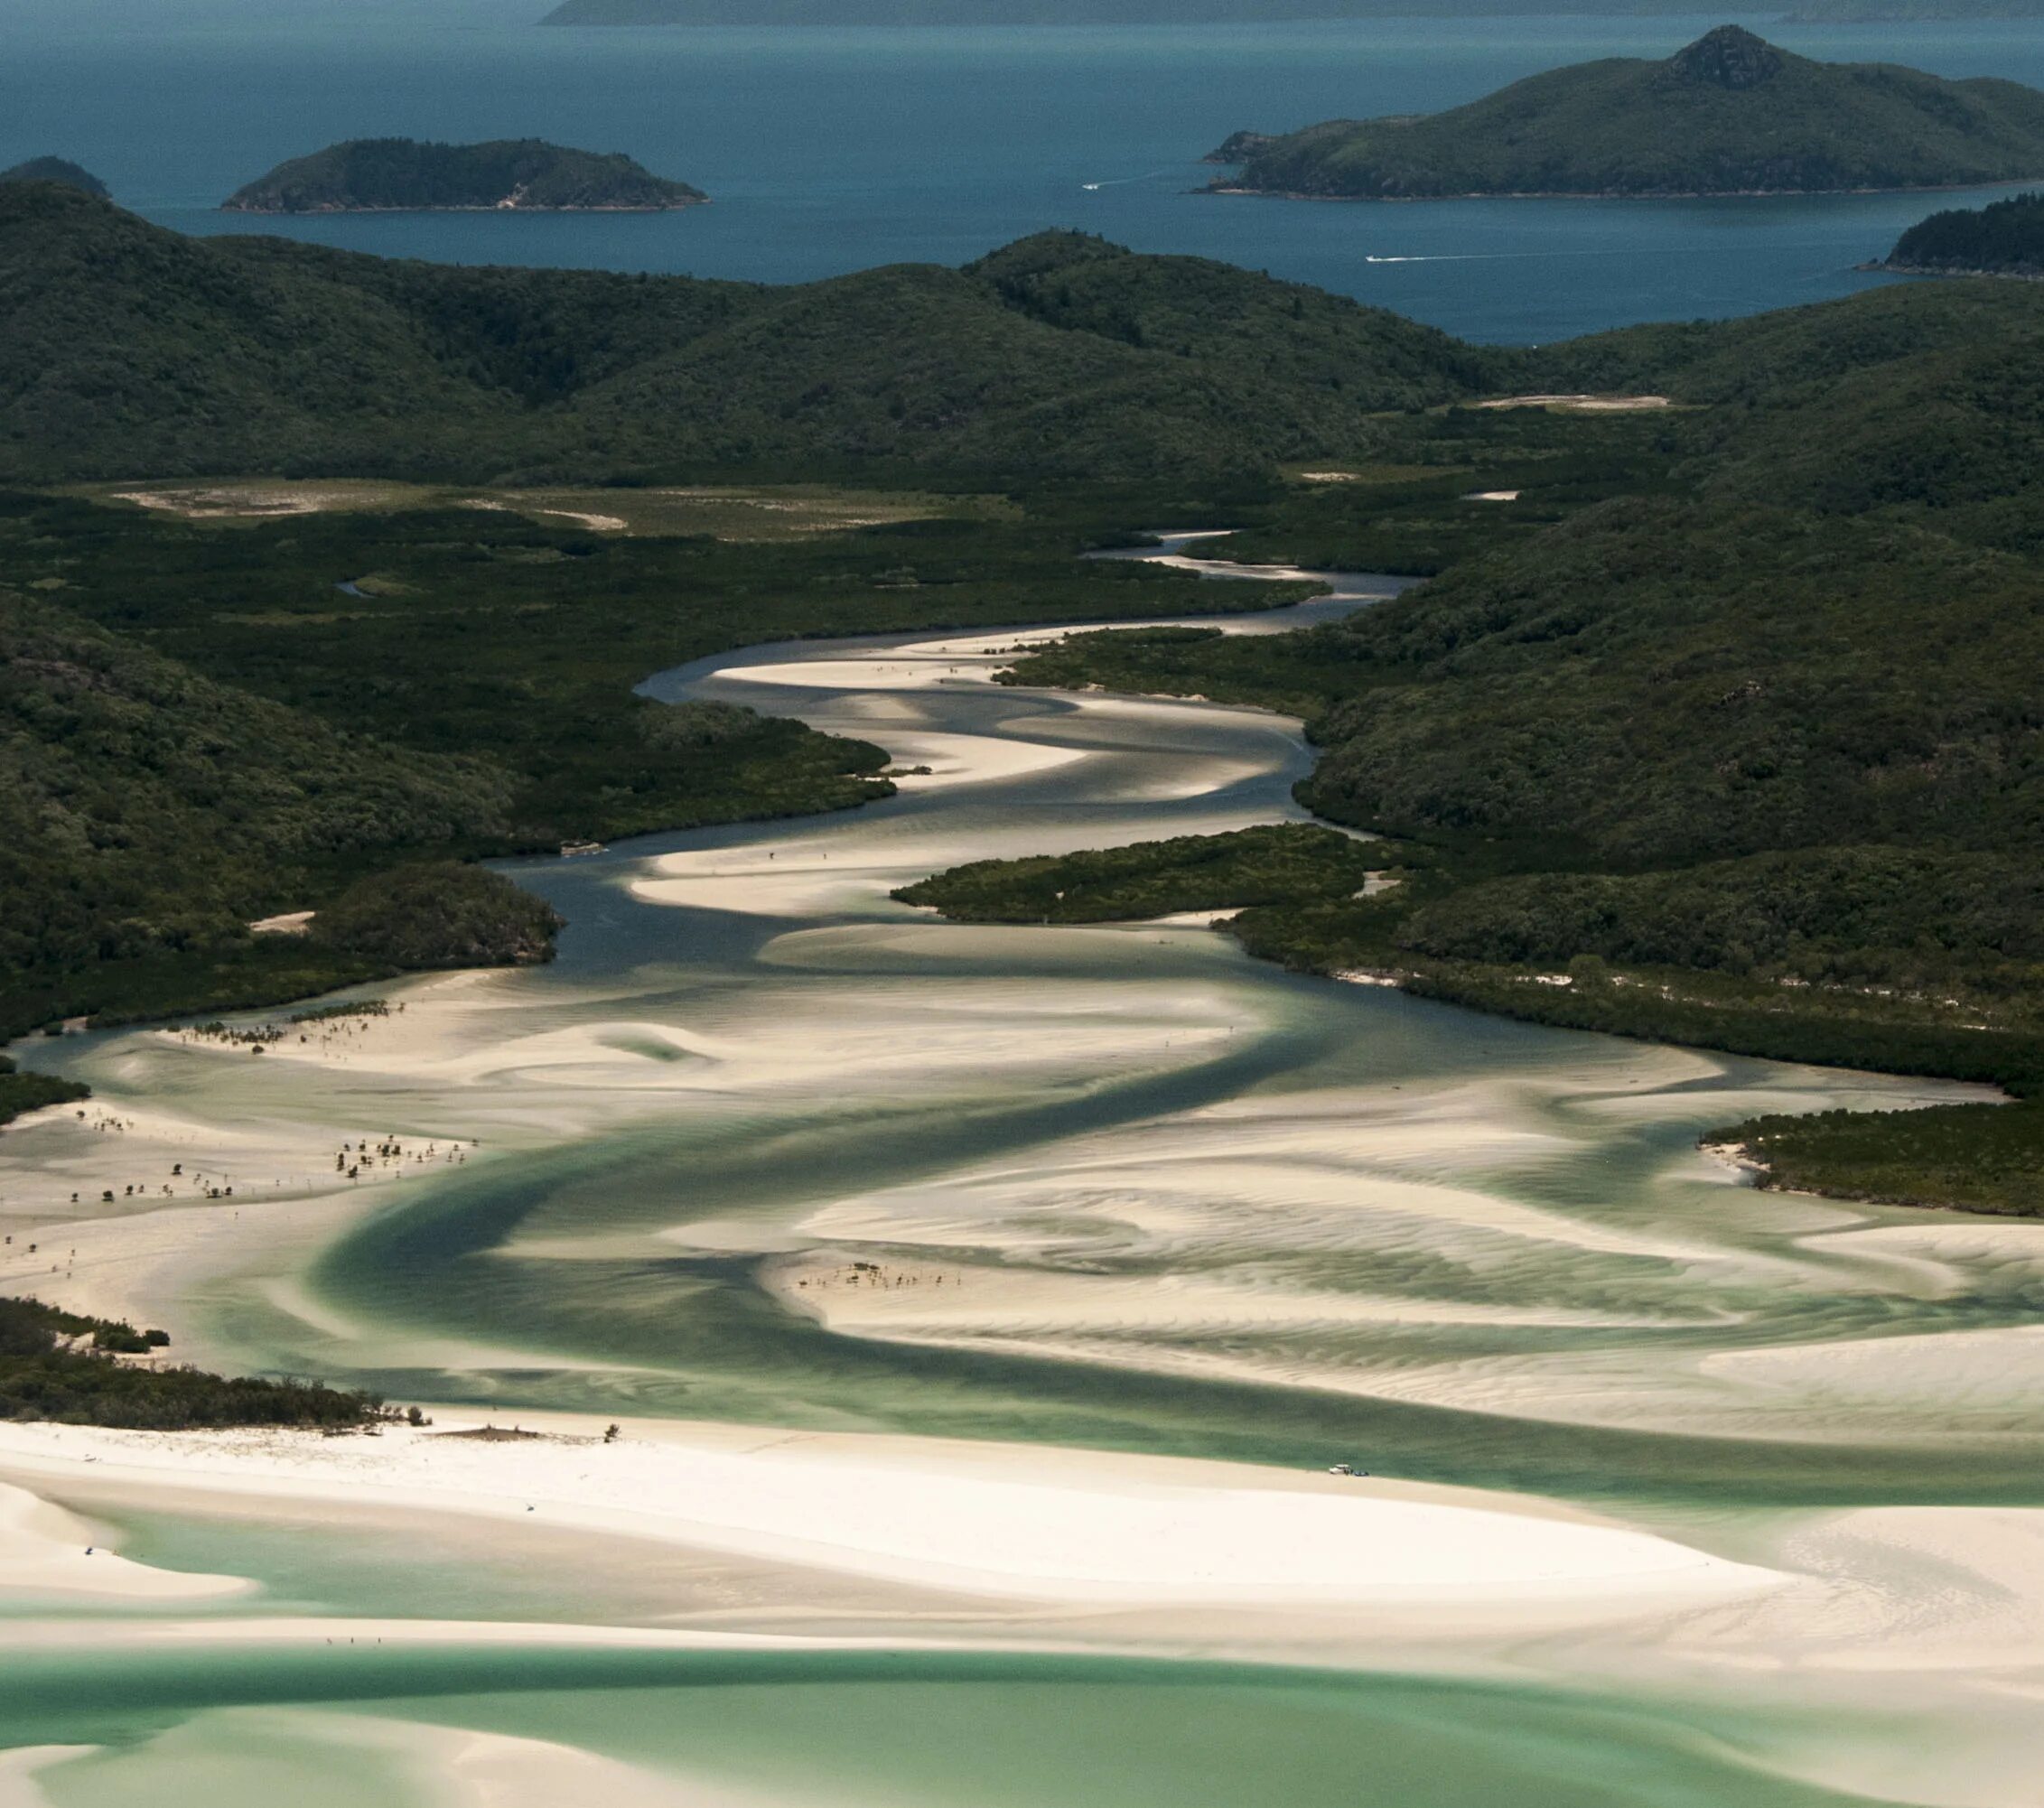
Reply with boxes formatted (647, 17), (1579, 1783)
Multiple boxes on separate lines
(10, 5), (2044, 338)
(0, 1646), (1922, 1808)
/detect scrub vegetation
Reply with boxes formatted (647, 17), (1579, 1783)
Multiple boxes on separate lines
(0, 1295), (384, 1429)
(894, 824), (1382, 922)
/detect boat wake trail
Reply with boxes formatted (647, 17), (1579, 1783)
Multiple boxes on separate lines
(1080, 168), (1179, 191)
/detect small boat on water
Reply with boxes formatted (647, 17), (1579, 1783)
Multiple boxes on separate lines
(559, 839), (606, 859)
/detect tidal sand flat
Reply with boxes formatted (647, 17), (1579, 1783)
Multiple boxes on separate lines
(3, 574), (2040, 1803)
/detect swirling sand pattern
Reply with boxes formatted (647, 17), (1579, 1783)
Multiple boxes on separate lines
(0, 562), (2038, 1806)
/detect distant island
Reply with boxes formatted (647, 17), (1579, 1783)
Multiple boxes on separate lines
(223, 138), (705, 213)
(547, 0), (1376, 16)
(1876, 191), (2044, 275)
(1787, 0), (2044, 15)
(1207, 25), (2044, 198)
(0, 156), (109, 198)
(545, 0), (2044, 17)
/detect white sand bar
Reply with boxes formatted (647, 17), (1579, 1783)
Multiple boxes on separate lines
(0, 1414), (1775, 1611)
(0, 1481), (246, 1602)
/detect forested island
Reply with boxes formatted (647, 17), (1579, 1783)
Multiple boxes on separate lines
(3, 189), (2040, 1213)
(543, 0), (2044, 18)
(0, 158), (108, 197)
(222, 138), (706, 213)
(1878, 191), (2044, 274)
(1207, 26), (2044, 197)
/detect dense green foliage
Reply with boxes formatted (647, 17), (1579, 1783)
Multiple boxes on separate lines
(893, 824), (1380, 921)
(1215, 26), (2044, 197)
(222, 138), (706, 213)
(0, 1295), (382, 1429)
(1288, 508), (2044, 869)
(1711, 1102), (2044, 1216)
(0, 160), (107, 198)
(311, 863), (564, 967)
(994, 266), (2044, 1214)
(0, 192), (1507, 483)
(0, 582), (509, 1013)
(0, 483), (1311, 1041)
(1885, 191), (2044, 274)
(0, 1058), (89, 1129)
(0, 1296), (166, 1355)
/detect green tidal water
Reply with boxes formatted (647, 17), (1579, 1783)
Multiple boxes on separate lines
(0, 1647), (1918, 1808)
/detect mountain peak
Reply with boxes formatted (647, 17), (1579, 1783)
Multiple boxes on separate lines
(1664, 25), (1786, 91)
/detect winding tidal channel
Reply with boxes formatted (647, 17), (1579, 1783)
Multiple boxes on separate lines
(0, 543), (2039, 1808)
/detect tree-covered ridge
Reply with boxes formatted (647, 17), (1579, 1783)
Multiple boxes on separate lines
(0, 191), (1510, 484)
(0, 159), (108, 197)
(988, 273), (2044, 1213)
(222, 138), (706, 213)
(1883, 191), (2044, 274)
(1210, 25), (2044, 197)
(0, 486), (1315, 1045)
(0, 586), (511, 983)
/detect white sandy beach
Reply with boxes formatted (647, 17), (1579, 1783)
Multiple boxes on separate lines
(0, 1412), (1775, 1615)
(0, 1481), (246, 1603)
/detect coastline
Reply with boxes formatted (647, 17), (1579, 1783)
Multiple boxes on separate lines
(1204, 174), (2044, 201)
(0, 1410), (1779, 1622)
(1858, 258), (2044, 279)
(219, 198), (709, 214)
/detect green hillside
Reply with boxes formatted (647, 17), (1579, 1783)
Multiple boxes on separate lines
(1211, 25), (2044, 196)
(988, 276), (2044, 1214)
(223, 138), (706, 213)
(0, 188), (1505, 484)
(0, 475), (1323, 1046)
(6, 190), (2042, 1210)
(1881, 190), (2044, 274)
(0, 157), (107, 198)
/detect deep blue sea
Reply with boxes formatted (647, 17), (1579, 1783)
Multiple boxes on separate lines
(7, 0), (2044, 340)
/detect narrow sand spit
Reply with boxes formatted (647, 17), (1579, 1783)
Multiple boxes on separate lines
(0, 1481), (246, 1602)
(0, 1414), (1777, 1613)
(0, 1748), (98, 1808)
(1476, 394), (1672, 411)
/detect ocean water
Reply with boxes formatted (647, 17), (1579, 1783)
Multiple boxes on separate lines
(8, 4), (2044, 339)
